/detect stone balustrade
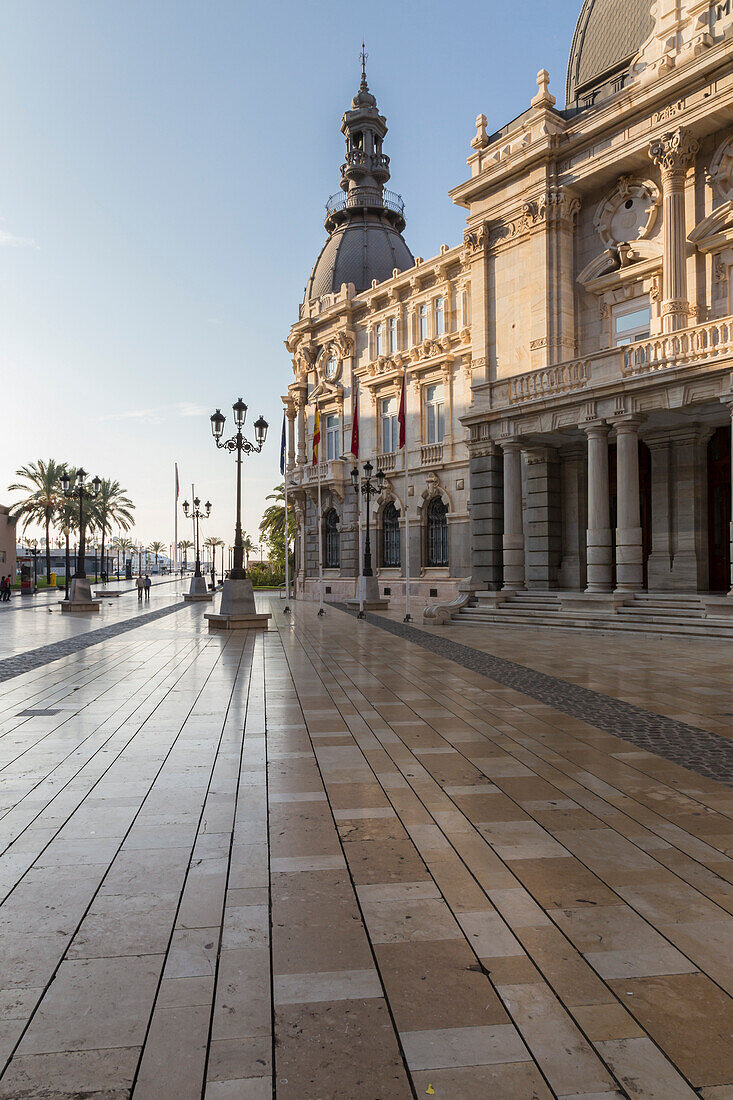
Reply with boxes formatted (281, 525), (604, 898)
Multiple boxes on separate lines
(377, 452), (397, 473)
(509, 359), (591, 404)
(623, 316), (733, 376)
(421, 442), (444, 466)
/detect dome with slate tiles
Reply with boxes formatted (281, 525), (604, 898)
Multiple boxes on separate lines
(566, 0), (654, 108)
(304, 55), (413, 301)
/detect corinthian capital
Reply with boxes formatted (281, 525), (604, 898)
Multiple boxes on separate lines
(649, 128), (699, 175)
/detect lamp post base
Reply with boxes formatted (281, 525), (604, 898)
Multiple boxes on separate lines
(204, 577), (271, 630)
(60, 577), (101, 613)
(346, 575), (389, 612)
(184, 575), (213, 602)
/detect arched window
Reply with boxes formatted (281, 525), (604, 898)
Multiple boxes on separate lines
(324, 509), (340, 569)
(382, 502), (401, 568)
(375, 323), (383, 357)
(426, 497), (448, 567)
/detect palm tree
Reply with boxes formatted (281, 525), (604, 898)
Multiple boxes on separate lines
(148, 540), (165, 574)
(242, 535), (255, 568)
(259, 483), (294, 543)
(178, 539), (193, 571)
(205, 536), (225, 581)
(8, 459), (67, 582)
(112, 535), (134, 578)
(92, 479), (135, 582)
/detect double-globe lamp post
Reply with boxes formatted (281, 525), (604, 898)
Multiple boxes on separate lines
(60, 468), (101, 580)
(207, 399), (270, 630)
(210, 399), (267, 580)
(181, 497), (211, 580)
(351, 460), (385, 618)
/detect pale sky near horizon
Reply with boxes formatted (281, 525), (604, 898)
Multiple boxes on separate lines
(1, 0), (580, 552)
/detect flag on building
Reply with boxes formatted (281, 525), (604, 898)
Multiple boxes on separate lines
(398, 372), (406, 449)
(351, 381), (359, 458)
(312, 406), (321, 464)
(279, 412), (286, 476)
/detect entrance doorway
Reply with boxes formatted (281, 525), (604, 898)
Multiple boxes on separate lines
(708, 426), (731, 592)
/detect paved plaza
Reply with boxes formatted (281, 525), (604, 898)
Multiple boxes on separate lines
(1, 585), (733, 1098)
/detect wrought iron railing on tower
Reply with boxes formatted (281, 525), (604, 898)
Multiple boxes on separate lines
(325, 188), (405, 218)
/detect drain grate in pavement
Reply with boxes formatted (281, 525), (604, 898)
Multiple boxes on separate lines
(16, 709), (61, 717)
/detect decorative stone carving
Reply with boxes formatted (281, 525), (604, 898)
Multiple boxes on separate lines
(594, 176), (661, 248)
(470, 113), (489, 150)
(463, 224), (488, 255)
(707, 135), (733, 201)
(649, 128), (699, 176)
(536, 188), (581, 225)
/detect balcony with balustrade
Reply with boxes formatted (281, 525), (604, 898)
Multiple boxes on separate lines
(482, 314), (733, 415)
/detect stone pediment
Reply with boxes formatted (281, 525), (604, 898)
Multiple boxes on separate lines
(310, 378), (343, 404)
(689, 200), (733, 253)
(577, 241), (660, 290)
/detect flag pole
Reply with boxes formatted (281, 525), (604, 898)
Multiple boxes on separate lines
(174, 464), (178, 574)
(357, 469), (364, 617)
(284, 472), (291, 613)
(317, 464), (324, 615)
(400, 372), (412, 623)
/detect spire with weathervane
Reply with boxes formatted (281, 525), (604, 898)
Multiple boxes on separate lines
(324, 45), (406, 234)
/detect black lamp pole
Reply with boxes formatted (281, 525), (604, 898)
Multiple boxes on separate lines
(351, 459), (386, 585)
(210, 400), (268, 581)
(61, 469), (101, 580)
(182, 497), (211, 578)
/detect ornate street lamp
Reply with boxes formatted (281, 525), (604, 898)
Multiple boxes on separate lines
(59, 468), (101, 612)
(351, 460), (385, 618)
(182, 496), (211, 599)
(207, 399), (271, 629)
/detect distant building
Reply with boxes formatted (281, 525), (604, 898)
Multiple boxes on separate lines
(0, 506), (17, 581)
(285, 0), (733, 614)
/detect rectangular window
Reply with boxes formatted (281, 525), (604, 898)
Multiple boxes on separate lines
(418, 304), (428, 341)
(325, 413), (340, 460)
(612, 299), (651, 347)
(381, 396), (398, 454)
(388, 317), (397, 354)
(375, 323), (383, 357)
(425, 383), (445, 444)
(434, 297), (444, 335)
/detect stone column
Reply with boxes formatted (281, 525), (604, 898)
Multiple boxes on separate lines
(286, 402), (297, 469)
(500, 441), (525, 590)
(649, 128), (699, 333)
(468, 437), (503, 589)
(584, 422), (612, 592)
(614, 417), (644, 592)
(296, 396), (306, 465)
(726, 401), (733, 596)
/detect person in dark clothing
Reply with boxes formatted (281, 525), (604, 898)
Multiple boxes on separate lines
(144, 574), (151, 600)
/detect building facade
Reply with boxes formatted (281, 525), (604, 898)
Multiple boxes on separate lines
(285, 0), (733, 611)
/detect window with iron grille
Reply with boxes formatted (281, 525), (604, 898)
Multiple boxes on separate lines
(382, 502), (401, 567)
(324, 509), (340, 568)
(426, 497), (448, 567)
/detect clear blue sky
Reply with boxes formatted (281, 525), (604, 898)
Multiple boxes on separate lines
(1, 0), (580, 552)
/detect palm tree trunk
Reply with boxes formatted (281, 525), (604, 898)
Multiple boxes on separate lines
(45, 513), (52, 583)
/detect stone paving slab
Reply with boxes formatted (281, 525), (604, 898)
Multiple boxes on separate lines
(0, 595), (732, 1096)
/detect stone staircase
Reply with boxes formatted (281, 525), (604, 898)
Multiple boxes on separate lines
(454, 589), (733, 638)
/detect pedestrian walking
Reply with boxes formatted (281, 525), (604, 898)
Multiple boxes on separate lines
(144, 574), (151, 601)
(136, 575), (145, 602)
(1, 576), (10, 602)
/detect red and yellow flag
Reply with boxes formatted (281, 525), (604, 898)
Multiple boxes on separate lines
(312, 406), (321, 464)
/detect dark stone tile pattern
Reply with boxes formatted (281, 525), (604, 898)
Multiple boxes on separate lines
(0, 602), (189, 684)
(334, 603), (733, 788)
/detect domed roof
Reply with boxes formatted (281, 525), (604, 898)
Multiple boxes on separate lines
(305, 212), (414, 300)
(566, 0), (653, 106)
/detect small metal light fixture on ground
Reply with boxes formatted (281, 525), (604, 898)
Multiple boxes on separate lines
(59, 469), (102, 612)
(346, 460), (390, 616)
(205, 399), (271, 630)
(182, 496), (213, 601)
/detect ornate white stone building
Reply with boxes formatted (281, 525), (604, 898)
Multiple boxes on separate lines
(285, 0), (733, 627)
